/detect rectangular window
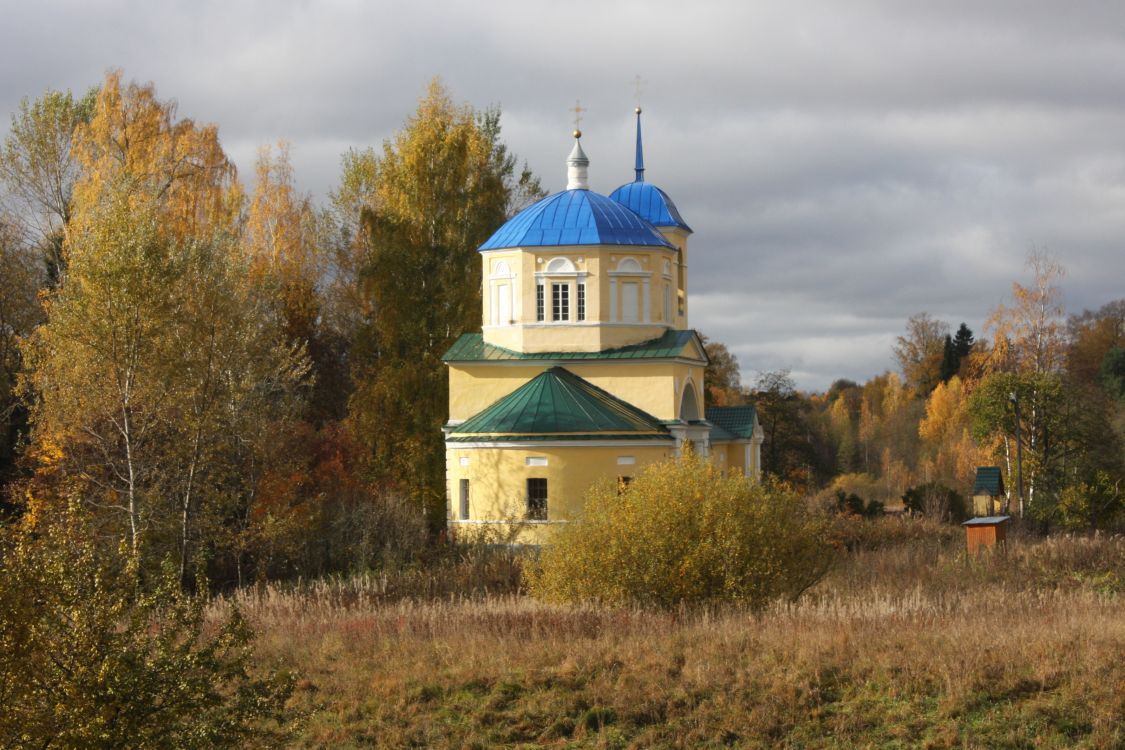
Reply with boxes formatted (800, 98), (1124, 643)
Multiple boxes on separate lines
(527, 478), (548, 520)
(526, 456), (548, 467)
(498, 283), (511, 325)
(459, 478), (470, 520)
(552, 283), (569, 322)
(577, 282), (586, 321)
(622, 282), (639, 323)
(536, 283), (544, 321)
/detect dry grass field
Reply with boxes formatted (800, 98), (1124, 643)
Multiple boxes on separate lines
(221, 521), (1125, 748)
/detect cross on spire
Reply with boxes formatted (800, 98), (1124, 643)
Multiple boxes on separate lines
(570, 99), (586, 138)
(632, 75), (646, 113)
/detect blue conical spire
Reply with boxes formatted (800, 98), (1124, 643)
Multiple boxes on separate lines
(634, 107), (645, 182)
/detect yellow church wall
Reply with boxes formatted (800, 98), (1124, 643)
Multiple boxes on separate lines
(720, 442), (747, 476)
(658, 227), (690, 328)
(481, 246), (681, 354)
(447, 365), (545, 422)
(716, 439), (765, 480)
(448, 361), (707, 423)
(446, 443), (673, 545)
(483, 323), (672, 355)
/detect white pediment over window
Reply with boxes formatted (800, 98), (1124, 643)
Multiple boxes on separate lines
(492, 260), (512, 277)
(546, 257), (576, 273)
(616, 257), (642, 273)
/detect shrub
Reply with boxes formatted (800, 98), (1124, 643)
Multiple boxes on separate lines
(902, 482), (967, 523)
(529, 454), (833, 609)
(0, 499), (293, 748)
(1053, 472), (1123, 530)
(834, 490), (884, 518)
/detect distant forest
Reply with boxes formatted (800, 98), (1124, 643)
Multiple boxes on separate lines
(705, 255), (1125, 527)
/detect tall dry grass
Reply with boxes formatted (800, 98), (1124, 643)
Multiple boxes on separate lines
(222, 525), (1125, 748)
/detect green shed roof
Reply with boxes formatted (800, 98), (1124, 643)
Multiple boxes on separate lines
(705, 405), (759, 441)
(443, 329), (706, 364)
(448, 366), (673, 442)
(973, 466), (1005, 496)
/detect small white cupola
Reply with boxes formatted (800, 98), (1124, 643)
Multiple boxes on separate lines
(566, 131), (589, 191)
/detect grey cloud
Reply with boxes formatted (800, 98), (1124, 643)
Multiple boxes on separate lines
(3, 0), (1124, 390)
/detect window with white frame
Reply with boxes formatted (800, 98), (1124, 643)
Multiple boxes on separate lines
(536, 282), (545, 321)
(537, 257), (585, 325)
(552, 282), (569, 322)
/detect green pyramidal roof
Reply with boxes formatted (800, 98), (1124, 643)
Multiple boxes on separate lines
(705, 405), (759, 441)
(448, 367), (673, 442)
(973, 466), (1004, 496)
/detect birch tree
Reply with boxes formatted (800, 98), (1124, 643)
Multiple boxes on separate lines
(22, 183), (305, 574)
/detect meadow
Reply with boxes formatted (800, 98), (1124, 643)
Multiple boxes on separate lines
(219, 520), (1125, 749)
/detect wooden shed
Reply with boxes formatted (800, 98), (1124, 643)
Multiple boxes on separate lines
(962, 515), (1010, 555)
(972, 466), (1005, 517)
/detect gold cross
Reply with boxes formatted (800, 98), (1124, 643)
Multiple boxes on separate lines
(570, 99), (586, 134)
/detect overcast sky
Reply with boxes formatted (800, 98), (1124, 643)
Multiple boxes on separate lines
(3, 0), (1124, 390)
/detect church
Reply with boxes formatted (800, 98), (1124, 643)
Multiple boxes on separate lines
(442, 109), (763, 543)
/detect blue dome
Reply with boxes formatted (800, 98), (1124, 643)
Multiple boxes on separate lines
(478, 189), (675, 251)
(608, 181), (692, 233)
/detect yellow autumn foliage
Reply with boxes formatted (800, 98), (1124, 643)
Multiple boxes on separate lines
(69, 70), (242, 246)
(529, 454), (833, 609)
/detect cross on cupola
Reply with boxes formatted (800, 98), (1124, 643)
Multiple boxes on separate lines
(566, 99), (589, 190)
(570, 99), (586, 139)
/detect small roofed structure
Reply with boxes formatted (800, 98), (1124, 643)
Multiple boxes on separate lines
(705, 405), (764, 479)
(972, 466), (1005, 517)
(962, 515), (1010, 556)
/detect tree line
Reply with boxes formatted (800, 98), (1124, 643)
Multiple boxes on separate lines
(705, 253), (1125, 529)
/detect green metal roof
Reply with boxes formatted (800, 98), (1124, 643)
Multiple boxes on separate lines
(705, 405), (758, 441)
(443, 329), (706, 364)
(973, 466), (1005, 496)
(448, 366), (673, 442)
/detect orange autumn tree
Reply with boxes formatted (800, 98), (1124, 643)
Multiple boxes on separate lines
(918, 375), (994, 489)
(244, 142), (322, 335)
(69, 69), (241, 247)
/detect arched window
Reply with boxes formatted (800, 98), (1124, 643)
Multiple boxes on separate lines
(536, 257), (584, 324)
(679, 381), (700, 421)
(616, 257), (642, 273)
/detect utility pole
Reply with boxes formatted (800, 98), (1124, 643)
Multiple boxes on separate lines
(1009, 391), (1025, 519)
